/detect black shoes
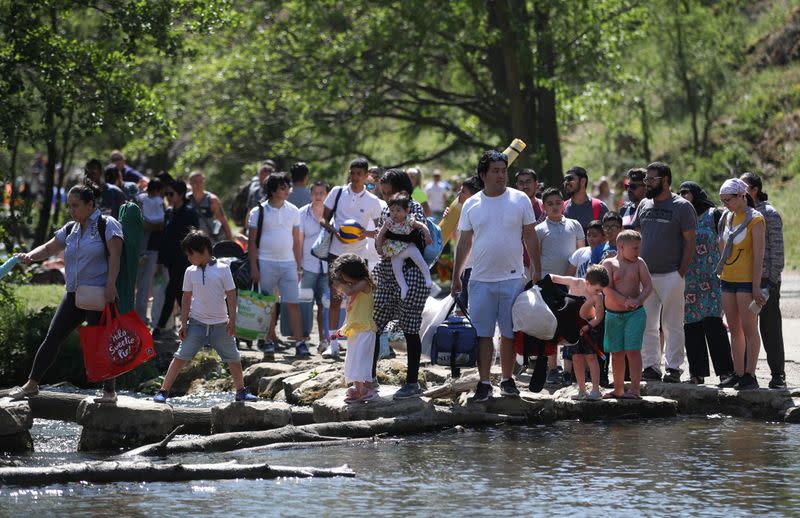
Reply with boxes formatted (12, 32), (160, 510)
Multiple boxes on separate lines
(500, 379), (520, 397)
(469, 382), (492, 403)
(734, 373), (759, 390)
(642, 367), (662, 381)
(718, 373), (740, 388)
(662, 368), (682, 383)
(768, 374), (787, 389)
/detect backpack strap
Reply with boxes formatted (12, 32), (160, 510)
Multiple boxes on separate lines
(591, 197), (602, 221)
(254, 204), (265, 248)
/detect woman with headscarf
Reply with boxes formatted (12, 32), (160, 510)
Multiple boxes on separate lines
(678, 181), (733, 385)
(716, 178), (766, 390)
(740, 172), (786, 389)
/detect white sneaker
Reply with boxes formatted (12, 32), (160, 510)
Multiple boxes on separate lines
(321, 340), (340, 360)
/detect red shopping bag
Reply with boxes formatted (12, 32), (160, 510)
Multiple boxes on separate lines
(78, 304), (156, 382)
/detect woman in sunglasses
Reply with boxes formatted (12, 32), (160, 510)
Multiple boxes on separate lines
(716, 178), (765, 390)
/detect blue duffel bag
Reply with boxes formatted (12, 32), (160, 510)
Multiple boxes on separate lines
(430, 299), (478, 373)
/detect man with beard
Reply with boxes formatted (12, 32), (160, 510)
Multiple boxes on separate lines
(563, 166), (609, 237)
(632, 162), (696, 383)
(621, 168), (647, 229)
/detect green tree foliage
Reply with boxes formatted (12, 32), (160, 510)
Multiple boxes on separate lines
(166, 0), (644, 185)
(0, 0), (230, 245)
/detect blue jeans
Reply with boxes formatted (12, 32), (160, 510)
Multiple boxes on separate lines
(301, 269), (329, 340)
(134, 250), (159, 324)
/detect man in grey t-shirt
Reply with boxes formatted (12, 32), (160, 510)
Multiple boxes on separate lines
(633, 162), (696, 383)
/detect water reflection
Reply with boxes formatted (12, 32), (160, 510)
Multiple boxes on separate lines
(1, 417), (798, 516)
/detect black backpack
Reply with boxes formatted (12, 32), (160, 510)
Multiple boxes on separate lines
(230, 178), (258, 227)
(65, 217), (109, 258)
(229, 204), (264, 290)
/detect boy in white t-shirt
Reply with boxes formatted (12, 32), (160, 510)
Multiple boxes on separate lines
(153, 230), (258, 403)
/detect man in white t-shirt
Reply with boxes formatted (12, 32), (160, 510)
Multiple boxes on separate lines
(423, 169), (449, 220)
(451, 150), (541, 403)
(247, 172), (309, 358)
(319, 158), (383, 358)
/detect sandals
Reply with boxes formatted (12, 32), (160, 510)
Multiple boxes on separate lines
(93, 392), (118, 404)
(7, 385), (39, 400)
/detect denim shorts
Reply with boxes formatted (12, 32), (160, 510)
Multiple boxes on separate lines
(720, 280), (753, 293)
(301, 269), (328, 306)
(175, 318), (240, 362)
(467, 278), (525, 339)
(258, 259), (300, 303)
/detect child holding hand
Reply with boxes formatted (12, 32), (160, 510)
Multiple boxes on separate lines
(330, 254), (378, 403)
(550, 265), (609, 401)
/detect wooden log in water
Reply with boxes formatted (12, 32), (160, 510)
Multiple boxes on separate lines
(422, 372), (482, 399)
(0, 461), (354, 485)
(125, 408), (524, 456)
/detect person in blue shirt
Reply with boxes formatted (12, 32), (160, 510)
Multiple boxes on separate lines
(9, 180), (124, 403)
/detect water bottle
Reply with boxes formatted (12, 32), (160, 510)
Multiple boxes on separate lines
(748, 287), (771, 315)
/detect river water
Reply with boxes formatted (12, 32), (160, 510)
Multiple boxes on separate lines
(2, 406), (799, 517)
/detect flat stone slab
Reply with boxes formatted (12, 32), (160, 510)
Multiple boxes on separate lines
(313, 387), (433, 423)
(210, 401), (292, 433)
(0, 400), (33, 436)
(284, 365), (344, 406)
(243, 362), (298, 392)
(457, 388), (554, 422)
(291, 406), (315, 426)
(785, 399), (800, 423)
(76, 396), (174, 451)
(641, 382), (794, 420)
(552, 387), (678, 420)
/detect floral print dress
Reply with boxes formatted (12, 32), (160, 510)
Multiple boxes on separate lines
(684, 208), (722, 323)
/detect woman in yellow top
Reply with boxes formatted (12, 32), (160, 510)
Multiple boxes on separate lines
(717, 178), (766, 390)
(331, 253), (378, 403)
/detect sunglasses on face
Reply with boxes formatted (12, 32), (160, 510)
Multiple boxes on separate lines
(720, 194), (741, 204)
(643, 176), (663, 184)
(563, 176), (577, 183)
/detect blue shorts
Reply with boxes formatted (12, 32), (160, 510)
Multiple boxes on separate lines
(258, 259), (300, 303)
(720, 280), (753, 293)
(467, 278), (525, 339)
(604, 306), (646, 353)
(175, 318), (241, 362)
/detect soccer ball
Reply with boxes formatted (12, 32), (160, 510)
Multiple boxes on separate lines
(338, 220), (364, 243)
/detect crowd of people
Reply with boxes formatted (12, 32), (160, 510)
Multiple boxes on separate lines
(5, 147), (787, 404)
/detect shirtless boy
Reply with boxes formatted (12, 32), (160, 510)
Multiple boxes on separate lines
(601, 230), (653, 398)
(550, 264), (609, 401)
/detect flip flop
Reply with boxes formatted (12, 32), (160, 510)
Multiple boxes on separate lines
(620, 392), (641, 400)
(602, 391), (624, 399)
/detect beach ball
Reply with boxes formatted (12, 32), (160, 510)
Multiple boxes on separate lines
(338, 219), (364, 243)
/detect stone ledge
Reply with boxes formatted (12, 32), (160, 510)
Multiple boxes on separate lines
(313, 387), (433, 423)
(0, 400), (33, 436)
(210, 401), (292, 433)
(641, 382), (794, 420)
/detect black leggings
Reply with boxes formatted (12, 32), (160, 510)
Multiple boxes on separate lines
(157, 263), (187, 329)
(372, 332), (421, 385)
(29, 292), (115, 392)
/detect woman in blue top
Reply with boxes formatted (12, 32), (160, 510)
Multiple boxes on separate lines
(9, 180), (124, 402)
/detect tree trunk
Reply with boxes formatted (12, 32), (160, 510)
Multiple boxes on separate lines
(0, 461), (354, 485)
(673, 0), (699, 154)
(124, 409), (525, 457)
(34, 106), (57, 246)
(638, 99), (652, 162)
(533, 2), (563, 184)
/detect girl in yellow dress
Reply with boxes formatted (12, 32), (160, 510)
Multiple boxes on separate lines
(330, 253), (378, 403)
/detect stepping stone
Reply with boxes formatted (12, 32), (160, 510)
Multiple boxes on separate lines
(313, 387), (432, 423)
(210, 401), (292, 433)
